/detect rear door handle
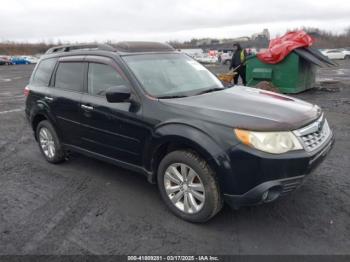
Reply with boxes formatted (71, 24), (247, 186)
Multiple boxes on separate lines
(44, 96), (54, 101)
(81, 104), (94, 111)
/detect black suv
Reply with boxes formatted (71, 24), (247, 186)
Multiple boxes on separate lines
(25, 42), (334, 222)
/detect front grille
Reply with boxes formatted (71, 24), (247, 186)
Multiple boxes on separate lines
(300, 120), (330, 151)
(280, 176), (304, 195)
(293, 115), (331, 152)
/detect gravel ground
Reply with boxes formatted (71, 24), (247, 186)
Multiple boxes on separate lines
(0, 62), (349, 255)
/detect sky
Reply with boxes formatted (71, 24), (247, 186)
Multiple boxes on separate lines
(1, 0), (350, 43)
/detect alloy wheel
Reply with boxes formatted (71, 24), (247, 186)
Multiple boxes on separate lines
(39, 127), (56, 159)
(164, 163), (205, 214)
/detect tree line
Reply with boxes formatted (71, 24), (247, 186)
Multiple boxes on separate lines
(0, 42), (55, 55)
(1, 27), (349, 55)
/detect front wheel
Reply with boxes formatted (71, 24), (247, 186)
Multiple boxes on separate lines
(157, 150), (222, 222)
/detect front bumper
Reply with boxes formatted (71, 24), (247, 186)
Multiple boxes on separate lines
(222, 133), (334, 209)
(224, 175), (305, 209)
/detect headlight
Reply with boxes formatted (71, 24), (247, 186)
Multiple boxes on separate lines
(234, 129), (303, 154)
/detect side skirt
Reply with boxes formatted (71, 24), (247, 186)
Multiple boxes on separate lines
(63, 144), (155, 183)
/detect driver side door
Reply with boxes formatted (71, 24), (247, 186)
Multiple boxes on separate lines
(79, 56), (147, 166)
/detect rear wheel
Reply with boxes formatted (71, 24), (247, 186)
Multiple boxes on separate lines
(157, 150), (222, 222)
(36, 120), (65, 163)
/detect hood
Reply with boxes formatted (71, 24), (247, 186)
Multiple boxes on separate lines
(160, 86), (321, 131)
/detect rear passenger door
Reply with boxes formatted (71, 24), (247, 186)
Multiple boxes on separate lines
(28, 57), (57, 112)
(79, 56), (146, 166)
(49, 56), (86, 146)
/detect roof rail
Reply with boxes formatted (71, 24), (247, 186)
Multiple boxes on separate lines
(45, 43), (116, 54)
(114, 41), (175, 53)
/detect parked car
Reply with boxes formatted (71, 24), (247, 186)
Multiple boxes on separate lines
(195, 54), (218, 64)
(321, 49), (346, 60)
(25, 42), (334, 222)
(180, 48), (204, 58)
(0, 56), (13, 65)
(22, 56), (39, 64)
(0, 57), (6, 65)
(11, 56), (31, 64)
(218, 48), (256, 64)
(340, 49), (350, 59)
(218, 50), (233, 64)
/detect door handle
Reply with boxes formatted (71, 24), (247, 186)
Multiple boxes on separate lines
(81, 104), (94, 111)
(44, 96), (54, 101)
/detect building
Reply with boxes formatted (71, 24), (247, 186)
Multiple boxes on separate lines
(252, 29), (270, 41)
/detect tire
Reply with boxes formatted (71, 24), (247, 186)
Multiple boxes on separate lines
(345, 55), (350, 60)
(157, 150), (222, 222)
(36, 120), (65, 163)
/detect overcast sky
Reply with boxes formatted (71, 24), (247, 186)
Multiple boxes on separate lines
(1, 0), (350, 43)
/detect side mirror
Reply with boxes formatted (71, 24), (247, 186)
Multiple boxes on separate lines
(106, 85), (131, 103)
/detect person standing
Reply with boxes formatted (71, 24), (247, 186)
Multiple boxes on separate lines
(229, 43), (247, 85)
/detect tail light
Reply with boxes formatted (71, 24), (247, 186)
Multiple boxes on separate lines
(24, 86), (30, 97)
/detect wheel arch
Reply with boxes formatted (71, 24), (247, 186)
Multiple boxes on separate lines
(32, 113), (47, 134)
(30, 108), (61, 141)
(144, 123), (225, 183)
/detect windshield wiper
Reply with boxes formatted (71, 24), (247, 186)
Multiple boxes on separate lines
(195, 87), (225, 96)
(157, 95), (188, 99)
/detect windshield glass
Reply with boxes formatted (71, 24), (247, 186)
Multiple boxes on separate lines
(122, 53), (224, 97)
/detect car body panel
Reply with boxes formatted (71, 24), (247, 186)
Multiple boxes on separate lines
(79, 93), (147, 165)
(159, 86), (321, 131)
(46, 56), (86, 146)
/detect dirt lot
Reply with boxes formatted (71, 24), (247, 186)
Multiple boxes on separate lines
(0, 62), (349, 255)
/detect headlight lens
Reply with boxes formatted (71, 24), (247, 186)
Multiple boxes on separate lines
(234, 129), (303, 154)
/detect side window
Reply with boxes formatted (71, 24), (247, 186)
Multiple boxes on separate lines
(31, 58), (57, 86)
(88, 63), (128, 96)
(54, 62), (85, 92)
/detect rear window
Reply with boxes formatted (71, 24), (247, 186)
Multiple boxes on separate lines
(31, 58), (57, 86)
(54, 62), (85, 92)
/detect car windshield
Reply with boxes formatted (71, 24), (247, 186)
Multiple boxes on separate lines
(122, 53), (224, 98)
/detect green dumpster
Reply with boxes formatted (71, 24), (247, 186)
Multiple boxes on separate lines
(246, 52), (316, 94)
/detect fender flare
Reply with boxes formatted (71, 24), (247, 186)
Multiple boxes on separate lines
(29, 101), (62, 140)
(143, 122), (229, 181)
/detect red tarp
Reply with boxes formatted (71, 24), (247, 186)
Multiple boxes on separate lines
(257, 30), (314, 64)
